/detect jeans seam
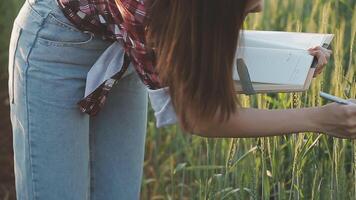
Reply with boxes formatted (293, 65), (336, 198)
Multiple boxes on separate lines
(24, 7), (51, 199)
(26, 0), (46, 20)
(36, 10), (94, 47)
(90, 128), (95, 200)
(47, 12), (83, 33)
(36, 32), (94, 47)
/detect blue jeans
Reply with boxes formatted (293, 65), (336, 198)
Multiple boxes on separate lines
(8, 0), (149, 199)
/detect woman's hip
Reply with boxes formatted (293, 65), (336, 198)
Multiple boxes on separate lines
(8, 0), (114, 104)
(12, 0), (112, 66)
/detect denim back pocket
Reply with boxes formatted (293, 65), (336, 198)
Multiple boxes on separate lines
(36, 12), (95, 47)
(8, 22), (23, 104)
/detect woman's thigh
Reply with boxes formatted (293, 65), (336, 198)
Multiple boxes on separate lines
(89, 69), (148, 200)
(8, 0), (112, 199)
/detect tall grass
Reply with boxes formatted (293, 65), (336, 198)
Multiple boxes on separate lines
(141, 0), (356, 199)
(0, 0), (355, 199)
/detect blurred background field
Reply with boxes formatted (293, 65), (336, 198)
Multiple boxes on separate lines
(0, 0), (355, 199)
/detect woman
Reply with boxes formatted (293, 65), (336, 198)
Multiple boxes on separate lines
(7, 0), (356, 199)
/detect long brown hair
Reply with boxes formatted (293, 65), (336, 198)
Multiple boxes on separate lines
(145, 0), (247, 132)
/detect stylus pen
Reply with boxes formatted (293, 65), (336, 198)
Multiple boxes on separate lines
(319, 91), (355, 105)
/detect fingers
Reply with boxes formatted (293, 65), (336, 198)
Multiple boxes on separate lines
(309, 46), (333, 77)
(308, 46), (332, 57)
(321, 102), (356, 140)
(308, 46), (332, 61)
(313, 69), (323, 77)
(345, 100), (356, 139)
(312, 52), (326, 77)
(324, 98), (356, 139)
(309, 49), (328, 65)
(347, 99), (356, 105)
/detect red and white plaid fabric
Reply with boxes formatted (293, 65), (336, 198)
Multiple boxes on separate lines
(56, 0), (162, 116)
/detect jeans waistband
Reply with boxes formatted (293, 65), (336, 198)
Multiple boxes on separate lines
(27, 0), (62, 19)
(14, 0), (47, 34)
(15, 0), (81, 36)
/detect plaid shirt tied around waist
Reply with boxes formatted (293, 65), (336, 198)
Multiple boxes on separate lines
(56, 0), (163, 116)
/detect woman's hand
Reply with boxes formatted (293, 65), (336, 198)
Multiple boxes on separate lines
(308, 46), (332, 77)
(316, 99), (356, 139)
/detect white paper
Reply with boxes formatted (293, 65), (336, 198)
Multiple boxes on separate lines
(233, 30), (334, 86)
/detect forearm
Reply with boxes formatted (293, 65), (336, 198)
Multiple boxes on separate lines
(196, 107), (322, 138)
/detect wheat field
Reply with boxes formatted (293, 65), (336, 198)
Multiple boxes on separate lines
(141, 0), (356, 199)
(0, 0), (355, 199)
